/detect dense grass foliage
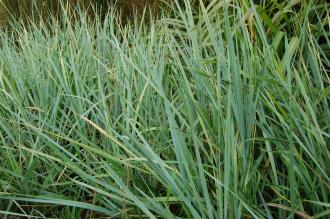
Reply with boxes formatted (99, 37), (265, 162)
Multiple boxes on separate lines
(0, 0), (329, 218)
(0, 0), (166, 25)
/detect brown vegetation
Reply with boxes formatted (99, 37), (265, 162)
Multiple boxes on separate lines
(0, 0), (165, 26)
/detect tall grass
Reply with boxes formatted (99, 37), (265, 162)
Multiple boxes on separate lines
(0, 0), (165, 26)
(0, 0), (329, 218)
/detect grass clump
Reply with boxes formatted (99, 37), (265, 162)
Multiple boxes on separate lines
(0, 0), (329, 218)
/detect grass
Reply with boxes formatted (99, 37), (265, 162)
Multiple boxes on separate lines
(0, 0), (166, 25)
(0, 0), (329, 218)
